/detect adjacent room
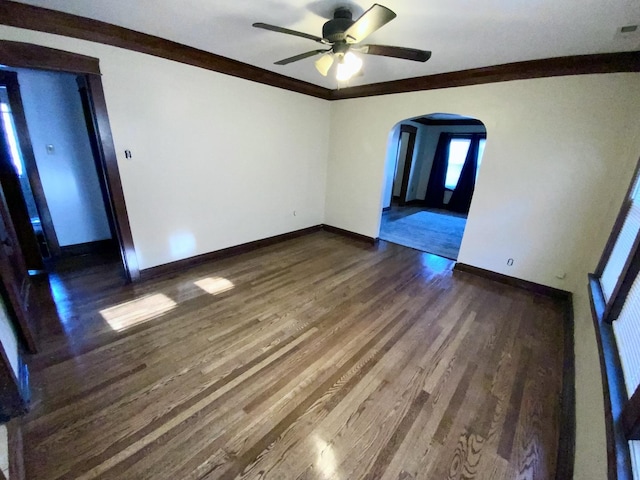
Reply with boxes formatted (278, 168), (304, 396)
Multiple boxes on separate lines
(0, 1), (639, 480)
(380, 114), (486, 259)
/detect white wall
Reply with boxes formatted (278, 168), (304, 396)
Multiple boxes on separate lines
(0, 423), (7, 480)
(0, 27), (330, 270)
(326, 73), (640, 480)
(15, 68), (112, 247)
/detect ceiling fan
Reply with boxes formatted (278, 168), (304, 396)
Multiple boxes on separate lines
(253, 3), (431, 82)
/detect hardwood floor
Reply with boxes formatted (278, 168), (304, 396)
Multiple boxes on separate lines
(22, 231), (566, 479)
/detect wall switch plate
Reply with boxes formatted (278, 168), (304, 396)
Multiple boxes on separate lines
(46, 144), (55, 154)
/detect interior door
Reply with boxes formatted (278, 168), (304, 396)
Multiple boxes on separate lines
(0, 105), (38, 352)
(0, 71), (60, 264)
(0, 185), (37, 352)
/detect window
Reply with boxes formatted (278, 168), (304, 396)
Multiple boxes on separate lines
(444, 135), (487, 190)
(0, 96), (24, 176)
(592, 158), (640, 480)
(444, 138), (471, 190)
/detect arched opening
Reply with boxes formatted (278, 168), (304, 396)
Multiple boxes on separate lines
(380, 113), (487, 260)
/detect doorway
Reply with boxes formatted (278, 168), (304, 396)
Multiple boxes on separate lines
(0, 41), (139, 359)
(0, 68), (119, 269)
(380, 113), (487, 260)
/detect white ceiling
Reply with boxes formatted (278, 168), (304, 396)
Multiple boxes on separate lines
(13, 0), (640, 89)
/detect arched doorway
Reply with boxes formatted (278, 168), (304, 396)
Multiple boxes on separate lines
(379, 113), (487, 260)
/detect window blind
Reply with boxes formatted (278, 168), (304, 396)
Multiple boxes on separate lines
(601, 201), (640, 301)
(631, 441), (640, 480)
(613, 266), (640, 398)
(612, 242), (640, 480)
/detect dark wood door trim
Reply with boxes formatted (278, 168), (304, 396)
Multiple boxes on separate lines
(6, 418), (25, 480)
(84, 74), (139, 281)
(0, 186), (37, 352)
(76, 76), (118, 244)
(0, 69), (61, 257)
(0, 39), (100, 76)
(0, 1), (330, 100)
(398, 125), (418, 205)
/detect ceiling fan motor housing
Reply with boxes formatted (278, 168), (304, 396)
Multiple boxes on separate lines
(322, 7), (355, 43)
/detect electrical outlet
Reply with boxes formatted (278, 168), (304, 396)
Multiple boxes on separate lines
(507, 258), (514, 266)
(293, 210), (297, 216)
(46, 144), (55, 155)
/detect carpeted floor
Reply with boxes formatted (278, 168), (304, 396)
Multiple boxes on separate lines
(379, 209), (466, 259)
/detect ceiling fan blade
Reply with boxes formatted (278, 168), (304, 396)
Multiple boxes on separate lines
(253, 22), (326, 44)
(315, 53), (334, 76)
(274, 49), (330, 65)
(361, 44), (432, 62)
(344, 4), (396, 44)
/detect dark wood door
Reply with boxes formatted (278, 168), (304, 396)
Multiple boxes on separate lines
(1, 70), (59, 263)
(0, 184), (37, 352)
(398, 124), (418, 205)
(0, 99), (38, 352)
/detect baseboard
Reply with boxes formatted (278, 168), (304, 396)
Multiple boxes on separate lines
(321, 224), (378, 245)
(7, 419), (25, 480)
(453, 263), (572, 301)
(555, 299), (575, 480)
(382, 206), (391, 212)
(60, 239), (117, 257)
(140, 226), (323, 280)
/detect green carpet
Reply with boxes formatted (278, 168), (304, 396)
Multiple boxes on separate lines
(379, 210), (466, 260)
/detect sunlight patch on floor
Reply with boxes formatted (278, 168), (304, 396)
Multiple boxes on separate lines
(314, 435), (337, 479)
(100, 293), (177, 331)
(194, 277), (235, 295)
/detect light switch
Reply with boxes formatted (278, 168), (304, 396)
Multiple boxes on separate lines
(46, 144), (55, 155)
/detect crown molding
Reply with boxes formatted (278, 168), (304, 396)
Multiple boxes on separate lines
(330, 51), (640, 100)
(0, 0), (332, 100)
(0, 0), (638, 102)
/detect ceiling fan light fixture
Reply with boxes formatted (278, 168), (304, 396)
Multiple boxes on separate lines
(315, 53), (334, 76)
(336, 51), (363, 81)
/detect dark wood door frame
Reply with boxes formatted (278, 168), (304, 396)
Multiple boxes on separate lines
(0, 69), (61, 258)
(397, 124), (418, 206)
(0, 40), (140, 281)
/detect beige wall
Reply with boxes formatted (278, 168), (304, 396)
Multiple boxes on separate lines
(0, 26), (330, 270)
(327, 74), (640, 292)
(0, 298), (18, 379)
(0, 296), (16, 479)
(325, 73), (640, 479)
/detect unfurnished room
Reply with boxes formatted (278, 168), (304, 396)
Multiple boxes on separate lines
(0, 1), (639, 479)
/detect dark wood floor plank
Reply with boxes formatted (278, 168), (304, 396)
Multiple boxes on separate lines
(19, 232), (566, 480)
